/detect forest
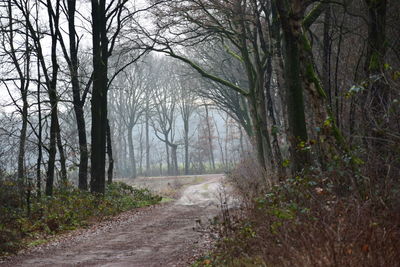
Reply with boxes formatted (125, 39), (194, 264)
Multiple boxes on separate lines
(0, 0), (399, 265)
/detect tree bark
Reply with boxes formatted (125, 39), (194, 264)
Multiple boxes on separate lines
(90, 0), (108, 194)
(164, 137), (171, 175)
(45, 0), (62, 196)
(265, 56), (285, 177)
(36, 56), (42, 198)
(171, 144), (178, 175)
(246, 89), (274, 172)
(46, 112), (58, 196)
(364, 0), (388, 120)
(66, 0), (88, 190)
(107, 119), (114, 184)
(7, 0), (29, 189)
(183, 118), (190, 175)
(138, 125), (144, 175)
(322, 6), (332, 107)
(204, 104), (215, 171)
(57, 128), (67, 183)
(275, 0), (310, 173)
(127, 126), (137, 178)
(145, 104), (150, 176)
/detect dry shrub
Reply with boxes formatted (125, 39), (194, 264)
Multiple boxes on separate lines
(226, 158), (269, 204)
(208, 160), (400, 267)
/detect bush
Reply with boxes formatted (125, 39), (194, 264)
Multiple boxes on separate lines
(0, 182), (161, 257)
(0, 180), (25, 255)
(198, 160), (400, 267)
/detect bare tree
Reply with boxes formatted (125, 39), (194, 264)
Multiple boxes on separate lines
(109, 63), (147, 178)
(176, 70), (198, 175)
(143, 0), (275, 172)
(56, 0), (91, 190)
(150, 58), (179, 175)
(0, 0), (31, 190)
(9, 0), (69, 195)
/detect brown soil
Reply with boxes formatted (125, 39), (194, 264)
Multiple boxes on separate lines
(0, 174), (226, 267)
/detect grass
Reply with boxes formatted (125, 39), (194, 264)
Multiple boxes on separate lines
(160, 197), (174, 203)
(0, 181), (161, 257)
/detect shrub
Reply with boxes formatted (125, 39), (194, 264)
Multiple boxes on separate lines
(199, 159), (400, 267)
(0, 182), (161, 257)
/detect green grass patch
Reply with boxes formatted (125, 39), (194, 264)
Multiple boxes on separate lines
(160, 197), (174, 203)
(27, 239), (47, 247)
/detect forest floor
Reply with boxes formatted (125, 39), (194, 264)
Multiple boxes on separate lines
(0, 174), (230, 267)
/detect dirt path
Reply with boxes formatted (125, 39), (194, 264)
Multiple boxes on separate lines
(1, 174), (227, 267)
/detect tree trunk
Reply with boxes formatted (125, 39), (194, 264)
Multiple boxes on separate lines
(183, 117), (190, 175)
(224, 114), (229, 167)
(265, 55), (284, 177)
(271, 1), (287, 129)
(204, 104), (215, 171)
(276, 0), (310, 173)
(67, 0), (88, 190)
(107, 119), (114, 184)
(90, 0), (108, 194)
(127, 126), (137, 178)
(364, 0), (388, 129)
(57, 127), (67, 183)
(17, 98), (28, 187)
(165, 137), (171, 175)
(45, 2), (61, 195)
(171, 144), (178, 175)
(246, 90), (274, 172)
(36, 59), (42, 198)
(7, 0), (30, 195)
(138, 125), (144, 175)
(145, 105), (150, 176)
(121, 133), (128, 176)
(76, 106), (88, 190)
(215, 121), (225, 169)
(322, 6), (332, 107)
(46, 92), (63, 196)
(239, 126), (244, 156)
(46, 112), (58, 196)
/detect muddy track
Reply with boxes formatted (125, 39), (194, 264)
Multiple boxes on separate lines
(1, 174), (226, 267)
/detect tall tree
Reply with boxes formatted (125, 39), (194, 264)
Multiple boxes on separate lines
(1, 0), (31, 190)
(177, 75), (198, 175)
(274, 0), (332, 172)
(57, 0), (90, 190)
(274, 0), (309, 172)
(147, 0), (275, 172)
(150, 59), (179, 175)
(90, 0), (145, 192)
(90, 0), (109, 193)
(12, 0), (67, 195)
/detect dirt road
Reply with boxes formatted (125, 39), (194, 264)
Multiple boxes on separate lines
(1, 174), (227, 267)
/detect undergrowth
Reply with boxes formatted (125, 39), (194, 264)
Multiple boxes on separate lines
(0, 182), (161, 257)
(194, 158), (400, 267)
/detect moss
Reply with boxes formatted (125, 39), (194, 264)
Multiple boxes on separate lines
(301, 34), (312, 53)
(303, 2), (327, 30)
(223, 44), (244, 62)
(305, 63), (327, 99)
(369, 52), (380, 71)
